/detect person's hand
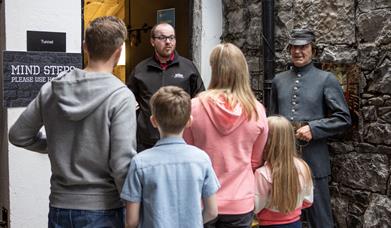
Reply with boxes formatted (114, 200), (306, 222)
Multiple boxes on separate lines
(295, 125), (312, 142)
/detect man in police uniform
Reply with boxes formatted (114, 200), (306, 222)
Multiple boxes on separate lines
(270, 28), (351, 227)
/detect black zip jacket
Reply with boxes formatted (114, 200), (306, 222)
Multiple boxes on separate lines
(127, 52), (205, 146)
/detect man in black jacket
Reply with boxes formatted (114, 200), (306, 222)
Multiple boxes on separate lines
(127, 23), (205, 152)
(270, 28), (351, 228)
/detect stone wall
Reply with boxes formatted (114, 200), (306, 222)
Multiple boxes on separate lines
(221, 0), (391, 227)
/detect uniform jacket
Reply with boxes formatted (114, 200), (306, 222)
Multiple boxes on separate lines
(270, 62), (351, 177)
(127, 51), (205, 146)
(9, 69), (138, 210)
(184, 95), (268, 214)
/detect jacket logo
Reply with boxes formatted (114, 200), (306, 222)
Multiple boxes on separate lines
(173, 73), (184, 79)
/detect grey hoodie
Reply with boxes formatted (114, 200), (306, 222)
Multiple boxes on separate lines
(9, 68), (137, 210)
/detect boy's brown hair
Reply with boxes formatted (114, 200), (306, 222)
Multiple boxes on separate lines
(85, 16), (127, 61)
(150, 86), (191, 134)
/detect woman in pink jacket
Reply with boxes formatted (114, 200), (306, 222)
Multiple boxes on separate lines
(184, 43), (268, 228)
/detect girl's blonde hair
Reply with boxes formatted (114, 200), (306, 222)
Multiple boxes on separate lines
(200, 43), (259, 120)
(265, 116), (313, 213)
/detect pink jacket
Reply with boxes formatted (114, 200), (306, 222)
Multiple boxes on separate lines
(184, 96), (268, 214)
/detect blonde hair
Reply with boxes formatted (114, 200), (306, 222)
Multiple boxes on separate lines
(265, 116), (313, 213)
(200, 43), (259, 120)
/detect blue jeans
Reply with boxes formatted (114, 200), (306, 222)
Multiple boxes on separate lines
(48, 206), (124, 228)
(260, 220), (301, 228)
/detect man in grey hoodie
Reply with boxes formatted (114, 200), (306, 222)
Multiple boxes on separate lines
(9, 16), (137, 227)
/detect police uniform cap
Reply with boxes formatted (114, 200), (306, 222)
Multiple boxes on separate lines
(288, 28), (315, 46)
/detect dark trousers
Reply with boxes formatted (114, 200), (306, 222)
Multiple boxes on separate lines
(260, 220), (301, 228)
(204, 211), (254, 228)
(302, 177), (334, 228)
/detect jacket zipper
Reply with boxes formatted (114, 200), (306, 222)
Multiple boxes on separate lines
(161, 69), (165, 86)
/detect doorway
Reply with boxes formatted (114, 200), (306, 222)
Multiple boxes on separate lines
(127, 0), (192, 72)
(83, 0), (193, 83)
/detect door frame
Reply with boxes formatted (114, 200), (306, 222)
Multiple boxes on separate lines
(0, 0), (10, 227)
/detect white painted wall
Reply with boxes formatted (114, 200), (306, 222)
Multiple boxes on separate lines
(8, 108), (52, 227)
(5, 0), (81, 226)
(5, 0), (81, 53)
(200, 0), (222, 88)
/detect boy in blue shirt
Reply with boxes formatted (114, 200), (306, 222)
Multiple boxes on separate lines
(121, 86), (220, 228)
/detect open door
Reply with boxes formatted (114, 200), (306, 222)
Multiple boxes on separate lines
(127, 0), (192, 78)
(83, 0), (193, 84)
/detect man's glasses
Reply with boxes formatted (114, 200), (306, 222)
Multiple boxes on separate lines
(153, 35), (176, 42)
